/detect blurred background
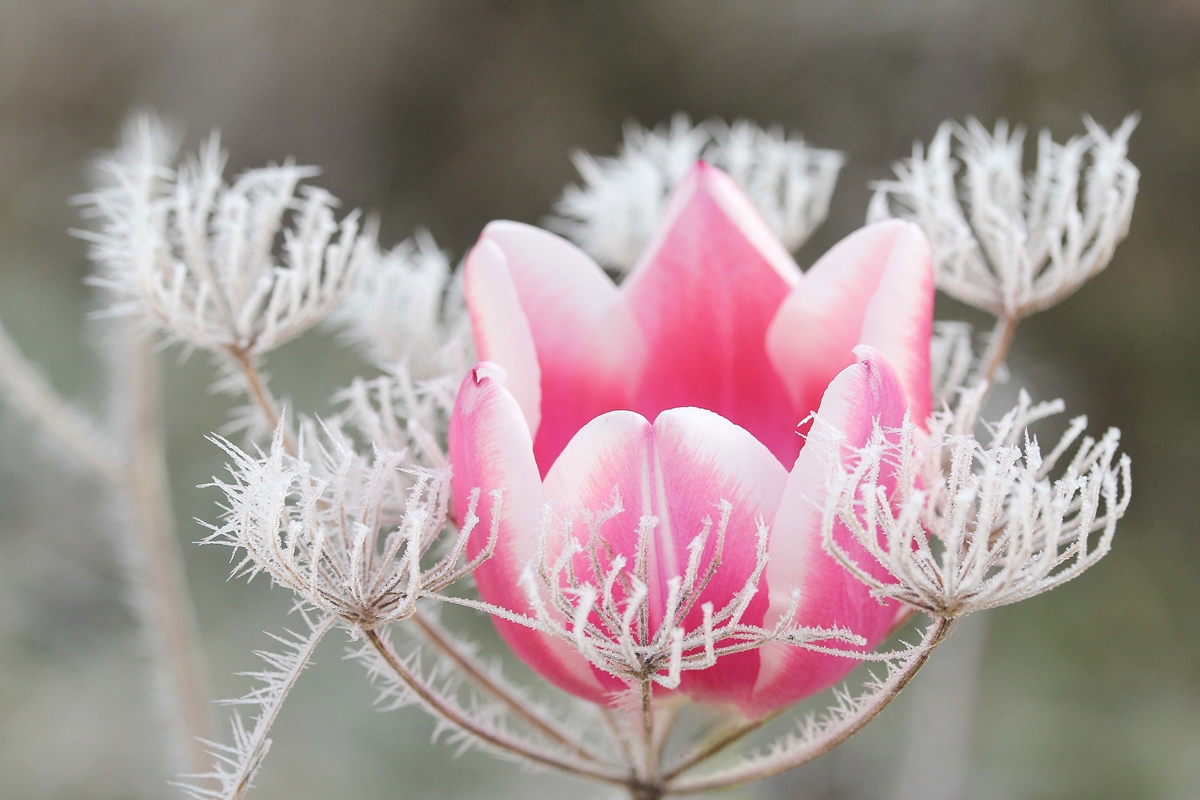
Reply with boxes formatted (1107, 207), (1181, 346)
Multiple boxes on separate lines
(0, 1), (1197, 798)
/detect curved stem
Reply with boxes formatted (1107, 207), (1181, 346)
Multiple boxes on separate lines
(659, 707), (784, 783)
(664, 617), (952, 794)
(410, 610), (607, 764)
(979, 314), (1019, 388)
(227, 346), (296, 455)
(364, 628), (629, 786)
(0, 313), (121, 480)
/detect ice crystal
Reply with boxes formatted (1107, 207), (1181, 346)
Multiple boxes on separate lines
(330, 229), (473, 375)
(203, 420), (495, 627)
(78, 115), (376, 356)
(822, 393), (1131, 618)
(868, 115), (1139, 319)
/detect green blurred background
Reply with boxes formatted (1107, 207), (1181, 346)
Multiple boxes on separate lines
(0, 1), (1197, 798)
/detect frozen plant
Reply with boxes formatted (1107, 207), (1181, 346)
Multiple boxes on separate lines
(0, 111), (1137, 800)
(329, 229), (473, 377)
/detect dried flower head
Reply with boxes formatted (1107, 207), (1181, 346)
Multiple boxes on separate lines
(78, 115), (377, 356)
(868, 115), (1139, 319)
(822, 391), (1131, 618)
(551, 115), (843, 272)
(330, 230), (473, 375)
(203, 421), (495, 628)
(518, 494), (867, 691)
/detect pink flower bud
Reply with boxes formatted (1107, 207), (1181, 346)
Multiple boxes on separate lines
(448, 162), (934, 716)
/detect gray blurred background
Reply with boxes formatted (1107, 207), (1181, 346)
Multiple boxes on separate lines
(1, 1), (1197, 798)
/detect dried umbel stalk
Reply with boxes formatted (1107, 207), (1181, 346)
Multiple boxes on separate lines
(551, 114), (843, 272)
(868, 115), (1139, 320)
(78, 115), (378, 357)
(822, 393), (1131, 618)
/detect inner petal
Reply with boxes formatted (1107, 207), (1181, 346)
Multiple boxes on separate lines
(621, 163), (804, 466)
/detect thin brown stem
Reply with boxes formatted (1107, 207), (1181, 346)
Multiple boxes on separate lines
(410, 610), (606, 763)
(123, 329), (213, 769)
(365, 628), (629, 786)
(227, 346), (297, 455)
(979, 314), (1019, 388)
(659, 707), (784, 783)
(664, 617), (953, 794)
(0, 313), (121, 480)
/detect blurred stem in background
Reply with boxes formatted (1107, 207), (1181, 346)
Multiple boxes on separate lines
(0, 312), (212, 772)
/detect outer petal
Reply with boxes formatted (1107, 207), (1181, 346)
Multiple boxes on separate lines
(474, 222), (647, 475)
(622, 162), (804, 466)
(746, 348), (907, 717)
(765, 221), (934, 428)
(463, 242), (541, 437)
(448, 363), (610, 702)
(542, 406), (788, 704)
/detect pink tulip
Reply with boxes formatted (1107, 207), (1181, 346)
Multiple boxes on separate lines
(448, 162), (934, 716)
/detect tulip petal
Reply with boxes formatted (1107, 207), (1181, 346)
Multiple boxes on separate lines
(448, 363), (611, 702)
(474, 222), (647, 475)
(542, 405), (788, 704)
(746, 347), (907, 716)
(622, 163), (804, 466)
(463, 241), (542, 438)
(765, 221), (934, 429)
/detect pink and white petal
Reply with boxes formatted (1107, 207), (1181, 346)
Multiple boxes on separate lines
(476, 222), (647, 475)
(448, 363), (610, 702)
(745, 348), (907, 717)
(765, 221), (933, 427)
(463, 241), (542, 438)
(622, 163), (804, 466)
(859, 225), (935, 425)
(542, 406), (788, 704)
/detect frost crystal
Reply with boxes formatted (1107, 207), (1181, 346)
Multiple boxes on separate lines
(823, 393), (1131, 618)
(868, 116), (1139, 319)
(551, 115), (843, 272)
(330, 230), (473, 376)
(203, 420), (494, 627)
(79, 115), (377, 355)
(518, 493), (867, 691)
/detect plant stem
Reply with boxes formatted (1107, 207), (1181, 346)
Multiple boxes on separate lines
(0, 313), (120, 480)
(410, 610), (606, 763)
(365, 628), (629, 786)
(122, 328), (212, 769)
(664, 617), (952, 794)
(227, 346), (296, 455)
(979, 313), (1019, 387)
(659, 707), (784, 782)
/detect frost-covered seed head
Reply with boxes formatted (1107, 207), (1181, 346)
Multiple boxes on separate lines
(551, 114), (843, 273)
(330, 230), (474, 376)
(79, 114), (377, 356)
(203, 420), (494, 627)
(868, 115), (1139, 319)
(821, 392), (1131, 618)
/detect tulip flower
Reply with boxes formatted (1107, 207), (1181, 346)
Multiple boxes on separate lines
(448, 162), (934, 716)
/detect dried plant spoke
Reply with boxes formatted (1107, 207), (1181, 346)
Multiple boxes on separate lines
(178, 611), (336, 800)
(665, 617), (952, 794)
(202, 419), (484, 628)
(515, 495), (874, 693)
